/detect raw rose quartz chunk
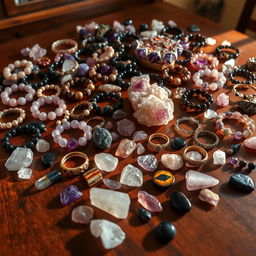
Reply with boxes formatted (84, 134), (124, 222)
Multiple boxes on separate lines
(199, 189), (220, 206)
(137, 154), (158, 172)
(71, 205), (94, 224)
(117, 119), (135, 136)
(138, 191), (162, 212)
(137, 143), (145, 155)
(244, 137), (256, 151)
(161, 154), (183, 170)
(115, 139), (136, 158)
(133, 130), (148, 142)
(216, 93), (229, 107)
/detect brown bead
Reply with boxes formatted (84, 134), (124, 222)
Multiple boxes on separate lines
(109, 74), (116, 82)
(87, 83), (95, 91)
(173, 78), (181, 86)
(75, 91), (83, 100)
(96, 73), (102, 79)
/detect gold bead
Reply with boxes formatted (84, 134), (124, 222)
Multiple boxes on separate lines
(173, 78), (181, 86)
(109, 74), (116, 82)
(75, 91), (83, 100)
(87, 83), (95, 91)
(83, 109), (90, 116)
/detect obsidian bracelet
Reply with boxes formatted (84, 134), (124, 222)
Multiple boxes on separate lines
(148, 73), (164, 87)
(186, 33), (206, 50)
(110, 54), (138, 71)
(90, 92), (123, 115)
(214, 45), (240, 60)
(161, 25), (184, 40)
(20, 71), (49, 89)
(181, 88), (213, 112)
(228, 68), (255, 85)
(73, 48), (88, 63)
(116, 69), (142, 90)
(2, 121), (46, 152)
(117, 32), (139, 50)
(82, 35), (108, 53)
(175, 49), (192, 65)
(48, 60), (64, 83)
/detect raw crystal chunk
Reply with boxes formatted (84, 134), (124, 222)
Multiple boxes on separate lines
(213, 150), (226, 165)
(204, 109), (217, 119)
(137, 191), (162, 212)
(216, 93), (229, 107)
(60, 185), (83, 206)
(120, 164), (143, 187)
(98, 84), (122, 92)
(115, 139), (136, 158)
(5, 147), (33, 171)
(137, 154), (158, 172)
(161, 154), (183, 170)
(103, 178), (121, 190)
(17, 167), (32, 179)
(112, 109), (127, 120)
(137, 143), (145, 155)
(93, 127), (112, 149)
(36, 139), (50, 153)
(199, 189), (220, 206)
(133, 130), (148, 142)
(90, 219), (126, 249)
(229, 174), (254, 192)
(72, 205), (94, 224)
(62, 60), (75, 72)
(244, 137), (256, 151)
(94, 153), (118, 172)
(185, 170), (219, 191)
(117, 118), (135, 136)
(90, 188), (131, 219)
(111, 132), (120, 141)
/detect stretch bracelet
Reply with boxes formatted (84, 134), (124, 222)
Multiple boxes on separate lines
(175, 49), (192, 65)
(92, 46), (115, 63)
(70, 102), (94, 119)
(116, 69), (142, 89)
(0, 108), (26, 129)
(214, 45), (240, 60)
(228, 68), (255, 85)
(37, 84), (62, 98)
(175, 116), (201, 137)
(20, 71), (49, 89)
(233, 84), (256, 100)
(161, 25), (184, 40)
(88, 63), (118, 83)
(186, 33), (206, 50)
(194, 129), (219, 150)
(190, 53), (219, 71)
(110, 54), (138, 71)
(82, 35), (108, 52)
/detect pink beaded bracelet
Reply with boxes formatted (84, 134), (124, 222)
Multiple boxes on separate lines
(1, 83), (35, 106)
(30, 95), (66, 121)
(190, 53), (219, 71)
(52, 120), (92, 149)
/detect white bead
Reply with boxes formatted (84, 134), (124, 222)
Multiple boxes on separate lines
(11, 84), (18, 91)
(56, 124), (64, 133)
(48, 111), (56, 120)
(18, 83), (25, 90)
(5, 87), (12, 94)
(78, 137), (87, 146)
(59, 138), (68, 148)
(52, 129), (60, 137)
(14, 60), (21, 68)
(78, 121), (87, 130)
(25, 93), (33, 102)
(45, 96), (53, 104)
(32, 111), (40, 118)
(39, 112), (47, 121)
(1, 91), (8, 98)
(195, 79), (203, 86)
(204, 69), (211, 76)
(62, 121), (70, 129)
(71, 120), (79, 129)
(9, 98), (17, 107)
(18, 97), (26, 105)
(55, 108), (63, 117)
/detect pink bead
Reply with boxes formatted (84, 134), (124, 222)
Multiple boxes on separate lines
(78, 137), (87, 146)
(59, 104), (67, 111)
(71, 120), (79, 129)
(55, 108), (63, 117)
(2, 97), (10, 105)
(18, 97), (26, 105)
(9, 98), (17, 107)
(38, 98), (45, 106)
(39, 112), (47, 121)
(45, 96), (53, 104)
(48, 111), (56, 120)
(25, 93), (33, 102)
(56, 124), (64, 132)
(59, 138), (68, 148)
(18, 83), (25, 90)
(62, 121), (70, 129)
(209, 83), (218, 91)
(11, 84), (18, 91)
(52, 129), (60, 137)
(32, 111), (40, 118)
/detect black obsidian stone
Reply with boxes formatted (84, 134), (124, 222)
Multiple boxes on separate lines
(171, 137), (186, 150)
(228, 144), (241, 155)
(170, 192), (191, 213)
(156, 221), (176, 243)
(41, 152), (56, 168)
(93, 127), (112, 150)
(239, 160), (247, 168)
(140, 23), (148, 32)
(124, 19), (133, 26)
(137, 208), (152, 222)
(188, 24), (200, 32)
(229, 174), (255, 192)
(248, 162), (256, 171)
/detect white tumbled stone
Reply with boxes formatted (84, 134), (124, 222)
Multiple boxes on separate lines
(120, 164), (143, 187)
(94, 153), (118, 172)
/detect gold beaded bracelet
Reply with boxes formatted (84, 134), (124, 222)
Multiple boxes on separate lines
(0, 108), (26, 129)
(92, 46), (115, 63)
(70, 102), (94, 120)
(37, 84), (62, 98)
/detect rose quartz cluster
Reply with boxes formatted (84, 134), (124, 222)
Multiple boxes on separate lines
(128, 75), (174, 127)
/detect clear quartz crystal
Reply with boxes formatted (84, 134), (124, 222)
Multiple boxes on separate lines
(120, 164), (143, 187)
(94, 153), (118, 172)
(17, 167), (32, 179)
(174, 87), (186, 99)
(213, 150), (226, 165)
(103, 178), (121, 190)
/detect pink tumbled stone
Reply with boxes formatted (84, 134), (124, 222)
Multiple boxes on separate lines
(117, 118), (135, 136)
(113, 109), (127, 120)
(71, 205), (94, 224)
(244, 136), (256, 151)
(138, 191), (162, 212)
(199, 189), (219, 206)
(216, 93), (229, 107)
(115, 139), (136, 158)
(132, 130), (148, 142)
(104, 121), (113, 130)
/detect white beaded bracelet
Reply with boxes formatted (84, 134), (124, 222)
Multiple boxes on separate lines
(30, 95), (66, 121)
(1, 83), (35, 106)
(193, 68), (226, 91)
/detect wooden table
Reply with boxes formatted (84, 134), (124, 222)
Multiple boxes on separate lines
(0, 2), (256, 256)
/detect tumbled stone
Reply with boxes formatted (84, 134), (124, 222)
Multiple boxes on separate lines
(161, 154), (183, 170)
(112, 109), (127, 120)
(120, 164), (143, 187)
(170, 192), (191, 213)
(199, 189), (220, 206)
(111, 132), (120, 141)
(133, 130), (148, 142)
(156, 221), (176, 242)
(41, 152), (56, 168)
(71, 205), (94, 224)
(138, 190), (162, 212)
(17, 167), (32, 180)
(5, 147), (33, 171)
(171, 137), (186, 150)
(137, 143), (145, 155)
(94, 153), (118, 172)
(216, 93), (229, 107)
(185, 170), (219, 191)
(60, 185), (83, 206)
(186, 151), (202, 167)
(229, 174), (254, 192)
(244, 137), (256, 151)
(204, 109), (217, 119)
(98, 84), (122, 93)
(116, 118), (135, 136)
(104, 121), (113, 130)
(115, 139), (136, 158)
(137, 154), (158, 172)
(213, 150), (226, 165)
(93, 127), (112, 149)
(227, 144), (241, 155)
(90, 188), (131, 219)
(90, 219), (126, 249)
(35, 139), (50, 153)
(137, 207), (152, 222)
(62, 60), (75, 72)
(103, 178), (121, 190)
(153, 170), (175, 188)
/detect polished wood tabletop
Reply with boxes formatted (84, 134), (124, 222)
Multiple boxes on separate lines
(0, 2), (256, 256)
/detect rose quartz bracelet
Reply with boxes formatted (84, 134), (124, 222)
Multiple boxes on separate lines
(51, 120), (92, 148)
(193, 68), (226, 91)
(30, 95), (66, 121)
(1, 83), (35, 106)
(190, 53), (219, 71)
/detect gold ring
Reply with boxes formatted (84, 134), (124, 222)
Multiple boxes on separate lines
(183, 145), (208, 167)
(148, 133), (170, 152)
(70, 102), (94, 120)
(60, 151), (89, 175)
(51, 39), (78, 54)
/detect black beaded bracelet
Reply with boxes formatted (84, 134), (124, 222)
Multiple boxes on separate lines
(2, 121), (46, 152)
(161, 25), (184, 40)
(73, 48), (88, 63)
(117, 32), (139, 50)
(48, 60), (63, 83)
(20, 71), (49, 89)
(116, 69), (143, 90)
(186, 33), (206, 50)
(214, 45), (240, 60)
(90, 92), (123, 115)
(228, 68), (255, 85)
(181, 88), (213, 112)
(148, 73), (164, 87)
(110, 54), (138, 71)
(82, 35), (108, 53)
(175, 49), (192, 65)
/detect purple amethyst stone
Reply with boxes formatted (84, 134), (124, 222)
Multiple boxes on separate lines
(225, 112), (232, 118)
(233, 131), (243, 140)
(196, 58), (208, 65)
(134, 80), (144, 90)
(216, 122), (224, 130)
(136, 48), (147, 59)
(67, 138), (79, 150)
(60, 185), (83, 206)
(107, 32), (118, 42)
(64, 54), (75, 61)
(86, 57), (97, 67)
(148, 52), (160, 63)
(77, 63), (89, 76)
(100, 65), (111, 75)
(230, 157), (238, 166)
(79, 28), (92, 38)
(163, 52), (175, 64)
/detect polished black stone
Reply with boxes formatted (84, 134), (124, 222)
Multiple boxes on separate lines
(230, 144), (241, 154)
(239, 160), (247, 168)
(140, 23), (148, 32)
(248, 162), (256, 171)
(156, 221), (176, 243)
(171, 137), (186, 150)
(41, 152), (56, 168)
(229, 174), (255, 192)
(93, 127), (112, 150)
(188, 24), (200, 32)
(137, 207), (152, 222)
(170, 192), (191, 213)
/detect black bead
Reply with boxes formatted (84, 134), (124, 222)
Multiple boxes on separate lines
(188, 24), (200, 32)
(171, 137), (186, 150)
(229, 144), (241, 155)
(137, 207), (152, 222)
(41, 152), (56, 168)
(140, 23), (148, 32)
(248, 162), (256, 171)
(239, 160), (247, 168)
(156, 221), (176, 243)
(124, 19), (133, 26)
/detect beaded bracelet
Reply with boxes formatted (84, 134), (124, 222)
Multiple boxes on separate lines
(88, 63), (118, 83)
(70, 102), (94, 119)
(37, 84), (62, 98)
(30, 96), (66, 121)
(82, 35), (108, 52)
(52, 120), (92, 149)
(162, 64), (191, 87)
(0, 108), (26, 129)
(161, 25), (184, 40)
(190, 53), (219, 70)
(3, 60), (33, 81)
(233, 84), (256, 100)
(148, 73), (164, 87)
(2, 121), (46, 152)
(186, 33), (206, 50)
(51, 39), (78, 54)
(20, 71), (49, 89)
(116, 69), (142, 90)
(110, 54), (138, 71)
(116, 32), (139, 50)
(228, 68), (255, 85)
(181, 88), (213, 112)
(175, 49), (192, 66)
(246, 57), (256, 72)
(174, 116), (201, 137)
(48, 60), (63, 83)
(229, 157), (256, 171)
(193, 68), (226, 91)
(214, 45), (240, 60)
(1, 83), (35, 106)
(194, 129), (219, 150)
(56, 110), (70, 126)
(90, 92), (123, 115)
(62, 77), (95, 100)
(92, 46), (115, 63)
(73, 48), (88, 63)
(34, 57), (51, 67)
(215, 111), (255, 140)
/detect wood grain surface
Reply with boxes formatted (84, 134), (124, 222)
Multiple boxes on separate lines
(0, 2), (256, 256)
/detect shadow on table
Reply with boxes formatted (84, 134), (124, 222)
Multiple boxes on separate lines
(219, 182), (253, 198)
